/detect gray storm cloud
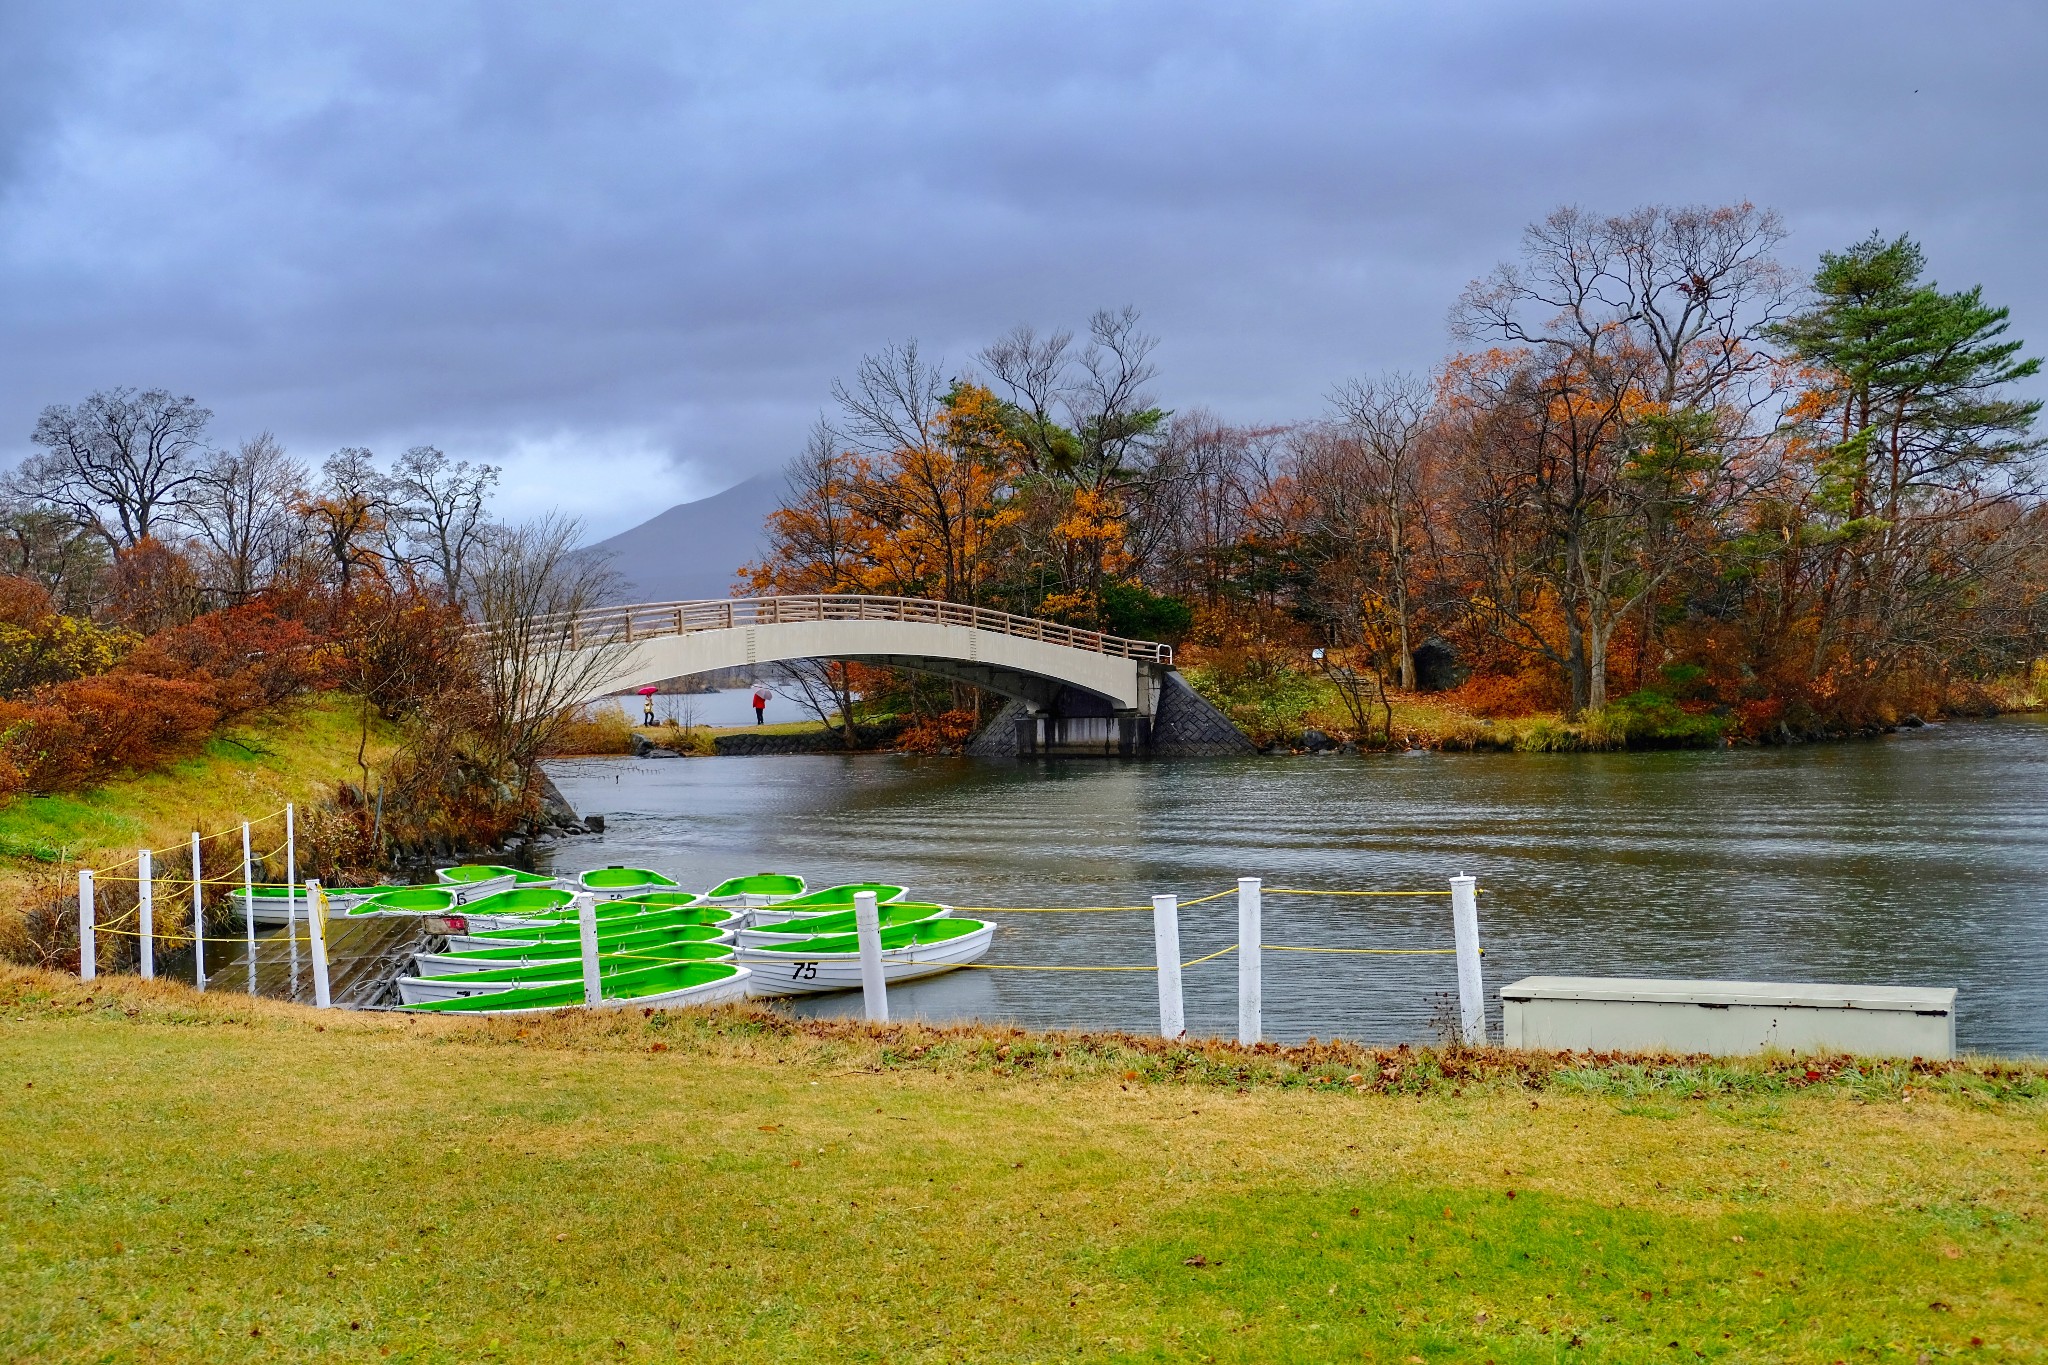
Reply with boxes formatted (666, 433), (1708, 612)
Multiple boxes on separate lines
(1, 0), (2042, 534)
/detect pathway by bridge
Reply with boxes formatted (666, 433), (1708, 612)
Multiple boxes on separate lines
(541, 595), (1254, 757)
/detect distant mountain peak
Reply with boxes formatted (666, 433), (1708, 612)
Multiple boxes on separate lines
(581, 473), (781, 604)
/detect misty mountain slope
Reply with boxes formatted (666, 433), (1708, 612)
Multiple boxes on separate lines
(580, 474), (782, 603)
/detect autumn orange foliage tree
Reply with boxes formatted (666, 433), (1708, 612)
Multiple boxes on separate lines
(751, 208), (2048, 742)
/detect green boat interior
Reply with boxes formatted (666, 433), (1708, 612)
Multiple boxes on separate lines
(400, 960), (741, 1013)
(756, 902), (948, 937)
(581, 866), (680, 889)
(705, 873), (807, 899)
(773, 882), (908, 908)
(440, 923), (726, 963)
(416, 941), (735, 984)
(349, 887), (457, 914)
(466, 907), (735, 943)
(753, 916), (988, 955)
(456, 888), (578, 915)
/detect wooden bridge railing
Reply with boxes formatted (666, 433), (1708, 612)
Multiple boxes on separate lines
(524, 595), (1174, 664)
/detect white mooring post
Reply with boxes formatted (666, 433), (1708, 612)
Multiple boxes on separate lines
(138, 849), (155, 979)
(240, 821), (256, 994)
(284, 803), (298, 937)
(78, 869), (96, 981)
(576, 892), (602, 1006)
(1450, 873), (1484, 1046)
(303, 879), (332, 1008)
(190, 831), (206, 992)
(1152, 893), (1185, 1040)
(853, 890), (888, 1024)
(1237, 876), (1262, 1045)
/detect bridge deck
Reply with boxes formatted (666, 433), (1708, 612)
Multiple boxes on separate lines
(515, 595), (1172, 664)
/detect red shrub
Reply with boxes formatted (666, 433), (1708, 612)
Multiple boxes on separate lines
(0, 675), (222, 793)
(123, 601), (324, 718)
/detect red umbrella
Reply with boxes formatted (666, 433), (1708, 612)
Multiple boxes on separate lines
(636, 685), (659, 696)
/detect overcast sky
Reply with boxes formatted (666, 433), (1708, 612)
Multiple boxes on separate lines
(3, 2), (2043, 537)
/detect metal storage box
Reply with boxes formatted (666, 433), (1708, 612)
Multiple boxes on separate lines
(1499, 976), (1956, 1059)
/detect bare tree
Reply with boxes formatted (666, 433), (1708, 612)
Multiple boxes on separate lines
(189, 433), (307, 604)
(299, 448), (390, 593)
(746, 422), (864, 593)
(831, 340), (948, 460)
(468, 514), (630, 789)
(20, 387), (215, 547)
(1449, 203), (1787, 712)
(0, 499), (109, 614)
(1324, 375), (1434, 688)
(385, 445), (500, 599)
(769, 658), (860, 746)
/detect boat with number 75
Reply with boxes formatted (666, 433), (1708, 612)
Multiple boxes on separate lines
(736, 917), (995, 997)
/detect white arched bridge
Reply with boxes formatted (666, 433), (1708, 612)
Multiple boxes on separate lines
(540, 595), (1252, 757)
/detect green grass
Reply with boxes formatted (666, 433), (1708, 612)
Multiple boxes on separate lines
(3, 966), (2045, 1362)
(0, 696), (393, 865)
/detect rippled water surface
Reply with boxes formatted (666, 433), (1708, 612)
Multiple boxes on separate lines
(542, 717), (2048, 1053)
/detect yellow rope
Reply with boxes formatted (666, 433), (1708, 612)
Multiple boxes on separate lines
(1263, 888), (1459, 898)
(957, 963), (1156, 972)
(1264, 944), (1461, 956)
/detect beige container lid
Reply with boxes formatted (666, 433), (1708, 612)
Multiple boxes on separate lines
(1499, 976), (1954, 1014)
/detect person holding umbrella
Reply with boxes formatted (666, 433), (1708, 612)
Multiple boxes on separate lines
(752, 683), (771, 725)
(638, 685), (659, 727)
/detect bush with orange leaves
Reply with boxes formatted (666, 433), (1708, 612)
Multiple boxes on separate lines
(896, 708), (978, 754)
(0, 673), (222, 797)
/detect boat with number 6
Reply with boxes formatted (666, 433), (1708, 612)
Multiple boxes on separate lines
(394, 940), (736, 1005)
(397, 960), (752, 1015)
(416, 886), (581, 931)
(736, 917), (995, 997)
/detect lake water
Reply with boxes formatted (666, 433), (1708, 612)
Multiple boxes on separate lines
(542, 716), (2048, 1055)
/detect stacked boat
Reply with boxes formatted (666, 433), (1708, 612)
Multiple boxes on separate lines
(227, 862), (548, 925)
(391, 868), (996, 1014)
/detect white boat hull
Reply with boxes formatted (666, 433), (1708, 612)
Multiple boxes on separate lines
(401, 967), (754, 1014)
(737, 922), (994, 997)
(230, 889), (382, 926)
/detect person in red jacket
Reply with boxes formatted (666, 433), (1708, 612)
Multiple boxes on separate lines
(752, 684), (770, 725)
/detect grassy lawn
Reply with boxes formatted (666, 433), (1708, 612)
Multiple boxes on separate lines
(0, 698), (396, 941)
(3, 968), (2044, 1362)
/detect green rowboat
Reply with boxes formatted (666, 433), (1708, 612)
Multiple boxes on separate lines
(704, 873), (807, 905)
(397, 960), (751, 1015)
(748, 881), (907, 924)
(395, 941), (735, 1004)
(737, 901), (951, 947)
(447, 905), (739, 951)
(412, 922), (728, 976)
(578, 866), (682, 899)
